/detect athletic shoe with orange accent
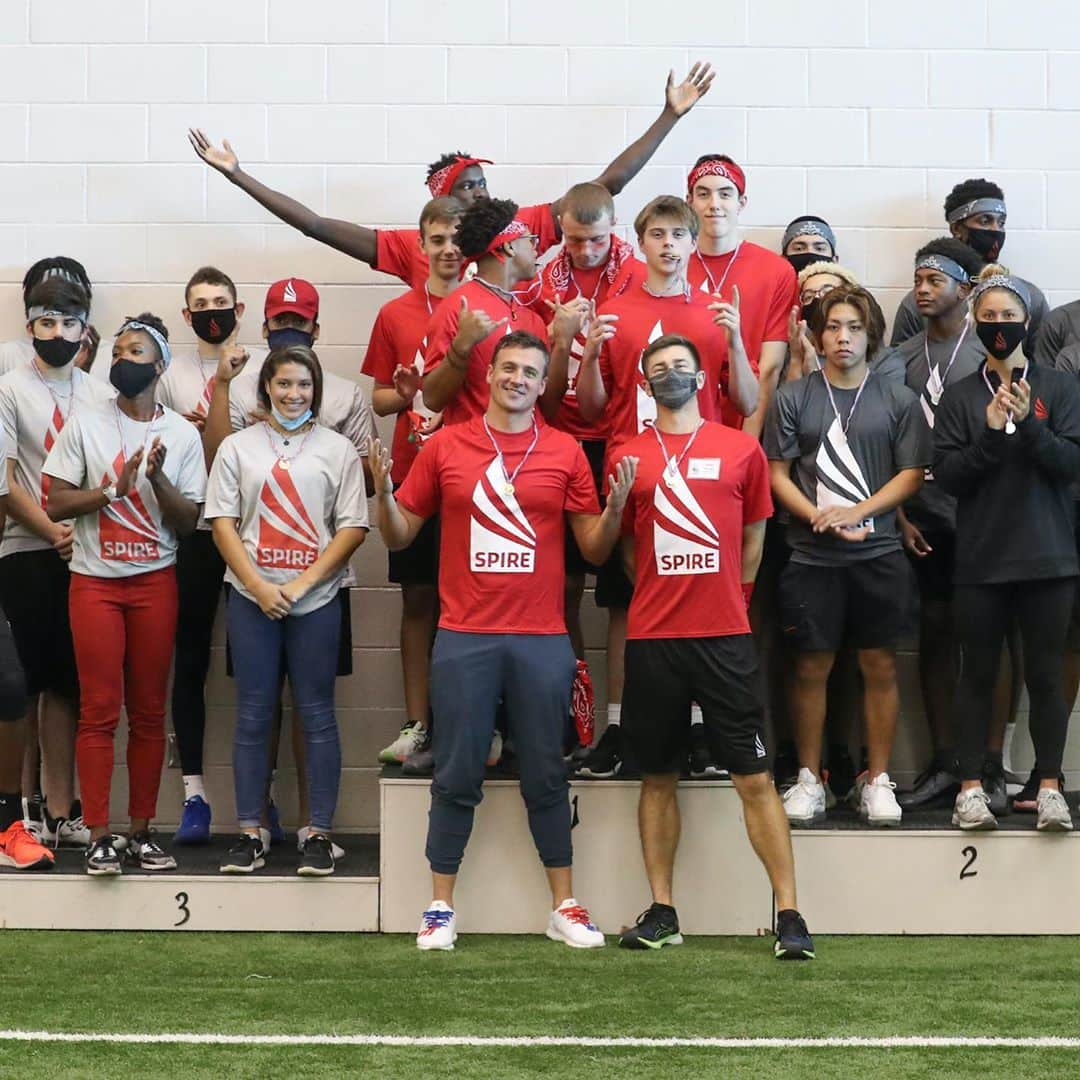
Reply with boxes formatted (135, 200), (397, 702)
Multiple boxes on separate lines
(0, 820), (55, 871)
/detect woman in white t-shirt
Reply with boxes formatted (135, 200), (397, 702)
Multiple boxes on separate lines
(43, 313), (207, 876)
(205, 345), (368, 877)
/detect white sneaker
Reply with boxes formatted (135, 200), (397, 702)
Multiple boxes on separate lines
(416, 900), (457, 950)
(782, 768), (827, 827)
(952, 787), (997, 831)
(487, 731), (503, 767)
(379, 722), (427, 764)
(546, 898), (605, 949)
(42, 815), (91, 849)
(860, 772), (902, 827)
(296, 826), (345, 860)
(1036, 787), (1074, 832)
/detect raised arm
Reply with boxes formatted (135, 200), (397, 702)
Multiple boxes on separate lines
(189, 129), (378, 265)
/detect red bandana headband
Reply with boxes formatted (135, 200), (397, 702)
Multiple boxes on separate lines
(459, 219), (530, 279)
(686, 159), (745, 198)
(427, 156), (494, 198)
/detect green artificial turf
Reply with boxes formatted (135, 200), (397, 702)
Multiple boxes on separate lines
(0, 932), (1077, 1077)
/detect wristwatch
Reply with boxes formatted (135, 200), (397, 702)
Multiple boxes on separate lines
(102, 483), (117, 503)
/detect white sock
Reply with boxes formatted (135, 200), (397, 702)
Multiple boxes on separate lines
(607, 703), (621, 727)
(182, 775), (206, 801)
(690, 704), (704, 726)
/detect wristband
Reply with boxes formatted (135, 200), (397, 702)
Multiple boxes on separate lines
(741, 581), (754, 610)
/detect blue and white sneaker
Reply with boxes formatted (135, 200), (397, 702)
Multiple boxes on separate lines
(267, 801), (285, 847)
(416, 900), (457, 950)
(173, 795), (211, 845)
(774, 909), (815, 960)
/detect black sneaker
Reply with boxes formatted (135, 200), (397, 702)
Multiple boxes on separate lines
(576, 724), (622, 779)
(774, 908), (815, 960)
(85, 837), (122, 876)
(982, 759), (1009, 817)
(689, 725), (724, 779)
(898, 765), (959, 809)
(126, 831), (177, 871)
(220, 834), (266, 874)
(618, 903), (683, 950)
(298, 833), (335, 877)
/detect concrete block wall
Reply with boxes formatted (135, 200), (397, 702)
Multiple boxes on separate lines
(2, 1), (1080, 828)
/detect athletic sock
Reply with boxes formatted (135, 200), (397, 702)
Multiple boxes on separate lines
(690, 704), (704, 726)
(0, 792), (21, 831)
(182, 775), (207, 801)
(606, 703), (621, 728)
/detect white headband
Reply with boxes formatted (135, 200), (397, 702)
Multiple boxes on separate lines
(119, 320), (171, 368)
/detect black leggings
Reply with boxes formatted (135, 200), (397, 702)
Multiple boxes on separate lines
(171, 529), (225, 775)
(954, 578), (1075, 781)
(0, 605), (27, 723)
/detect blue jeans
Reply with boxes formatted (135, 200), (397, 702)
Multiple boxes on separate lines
(227, 590), (342, 832)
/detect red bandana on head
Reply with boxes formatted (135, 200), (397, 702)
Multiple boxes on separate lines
(686, 159), (746, 198)
(460, 219), (530, 279)
(427, 156), (494, 198)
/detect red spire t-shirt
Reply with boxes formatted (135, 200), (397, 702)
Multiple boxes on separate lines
(597, 288), (732, 467)
(374, 203), (560, 289)
(532, 247), (646, 441)
(362, 286), (445, 484)
(614, 420), (772, 640)
(423, 279), (548, 429)
(396, 415), (599, 634)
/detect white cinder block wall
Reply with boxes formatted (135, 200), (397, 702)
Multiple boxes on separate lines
(4, 0), (1080, 827)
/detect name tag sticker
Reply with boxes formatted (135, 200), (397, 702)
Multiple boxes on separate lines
(687, 458), (721, 480)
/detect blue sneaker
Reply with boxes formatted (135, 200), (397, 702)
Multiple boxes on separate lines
(173, 795), (211, 846)
(774, 909), (815, 960)
(267, 801), (285, 847)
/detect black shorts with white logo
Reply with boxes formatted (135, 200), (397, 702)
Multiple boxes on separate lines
(778, 550), (911, 653)
(621, 634), (769, 776)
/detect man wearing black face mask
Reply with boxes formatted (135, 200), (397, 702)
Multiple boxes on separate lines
(781, 216), (838, 276)
(890, 179), (1049, 348)
(0, 277), (114, 849)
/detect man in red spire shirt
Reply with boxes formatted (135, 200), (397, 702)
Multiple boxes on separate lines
(685, 155), (799, 438)
(370, 330), (637, 951)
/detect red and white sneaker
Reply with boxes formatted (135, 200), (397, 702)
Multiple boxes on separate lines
(547, 898), (605, 948)
(416, 900), (457, 951)
(0, 820), (55, 871)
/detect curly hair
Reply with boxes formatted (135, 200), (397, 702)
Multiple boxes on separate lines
(426, 151), (474, 182)
(25, 278), (90, 321)
(454, 197), (519, 261)
(915, 237), (985, 279)
(22, 256), (92, 306)
(943, 178), (1005, 221)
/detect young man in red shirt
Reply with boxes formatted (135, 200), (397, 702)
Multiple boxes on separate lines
(362, 196), (464, 771)
(613, 333), (812, 959)
(685, 155), (799, 439)
(370, 330), (636, 951)
(187, 63), (714, 289)
(572, 194), (757, 778)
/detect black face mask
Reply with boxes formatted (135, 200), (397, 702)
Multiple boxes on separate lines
(801, 297), (822, 330)
(786, 251), (829, 274)
(109, 359), (158, 399)
(189, 307), (236, 345)
(267, 327), (313, 351)
(33, 336), (81, 368)
(975, 320), (1027, 361)
(966, 228), (1006, 262)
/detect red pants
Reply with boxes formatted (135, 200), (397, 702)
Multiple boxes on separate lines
(70, 568), (178, 829)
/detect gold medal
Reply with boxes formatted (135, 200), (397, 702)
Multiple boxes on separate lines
(280, 458), (291, 470)
(504, 483), (514, 496)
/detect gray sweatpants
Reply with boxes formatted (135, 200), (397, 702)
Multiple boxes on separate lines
(425, 629), (577, 876)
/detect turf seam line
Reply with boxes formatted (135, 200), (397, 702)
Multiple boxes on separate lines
(4, 1032), (1080, 1049)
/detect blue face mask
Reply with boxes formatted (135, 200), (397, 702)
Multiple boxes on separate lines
(271, 407), (312, 431)
(267, 326), (314, 351)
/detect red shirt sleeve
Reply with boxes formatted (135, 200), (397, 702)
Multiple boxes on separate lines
(423, 295), (460, 378)
(742, 442), (774, 525)
(374, 229), (420, 285)
(763, 261), (799, 343)
(395, 433), (442, 519)
(564, 442), (601, 514)
(361, 309), (397, 383)
(517, 203), (559, 256)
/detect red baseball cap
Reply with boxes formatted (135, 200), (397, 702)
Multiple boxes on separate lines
(264, 277), (319, 321)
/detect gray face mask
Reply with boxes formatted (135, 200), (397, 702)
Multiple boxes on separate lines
(648, 367), (699, 409)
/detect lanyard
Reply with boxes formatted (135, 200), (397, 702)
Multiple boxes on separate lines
(113, 401), (162, 475)
(651, 419), (704, 486)
(924, 317), (970, 405)
(821, 369), (870, 442)
(981, 360), (1028, 436)
(29, 360), (75, 425)
(694, 241), (741, 296)
(482, 413), (539, 497)
(473, 276), (521, 322)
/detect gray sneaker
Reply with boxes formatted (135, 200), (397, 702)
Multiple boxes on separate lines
(1036, 788), (1074, 832)
(952, 788), (997, 831)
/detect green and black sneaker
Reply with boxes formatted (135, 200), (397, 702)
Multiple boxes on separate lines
(618, 903), (683, 950)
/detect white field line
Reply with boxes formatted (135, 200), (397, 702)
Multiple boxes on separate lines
(1, 1031), (1079, 1049)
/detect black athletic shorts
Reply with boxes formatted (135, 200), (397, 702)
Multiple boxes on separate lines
(908, 528), (955, 605)
(225, 585), (353, 678)
(621, 634), (769, 776)
(0, 548), (78, 699)
(778, 550), (911, 652)
(565, 439), (605, 577)
(388, 513), (439, 587)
